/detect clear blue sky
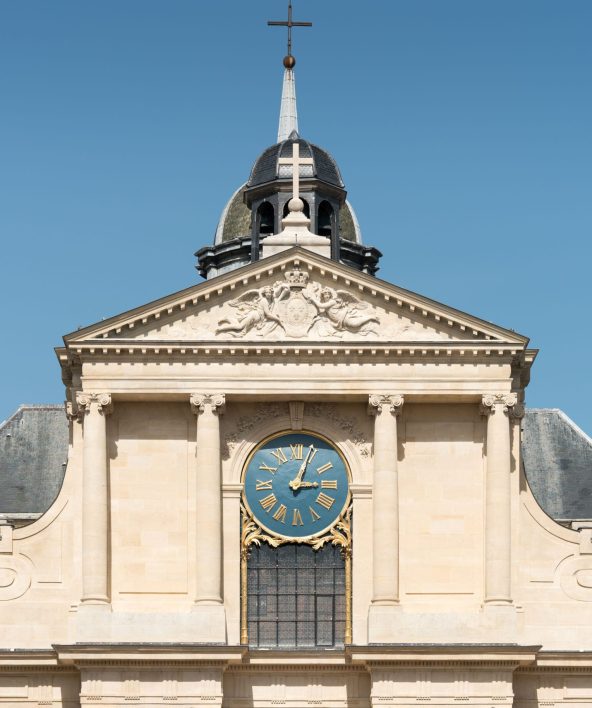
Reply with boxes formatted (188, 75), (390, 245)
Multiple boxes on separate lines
(1, 1), (591, 433)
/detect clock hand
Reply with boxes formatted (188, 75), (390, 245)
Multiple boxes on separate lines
(296, 481), (318, 488)
(289, 444), (316, 490)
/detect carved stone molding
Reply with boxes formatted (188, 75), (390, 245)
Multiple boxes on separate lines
(65, 400), (80, 422)
(480, 393), (518, 416)
(223, 403), (287, 459)
(289, 401), (304, 430)
(368, 394), (404, 416)
(307, 403), (371, 457)
(509, 403), (525, 420)
(76, 392), (113, 416)
(190, 393), (226, 416)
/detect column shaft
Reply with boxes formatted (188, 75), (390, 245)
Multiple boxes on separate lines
(482, 393), (516, 605)
(77, 393), (112, 605)
(192, 394), (225, 605)
(369, 395), (403, 605)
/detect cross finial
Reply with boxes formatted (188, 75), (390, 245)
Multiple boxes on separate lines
(278, 140), (314, 202)
(268, 1), (312, 64)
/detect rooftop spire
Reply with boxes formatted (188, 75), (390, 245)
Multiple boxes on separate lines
(268, 2), (312, 143)
(277, 65), (299, 142)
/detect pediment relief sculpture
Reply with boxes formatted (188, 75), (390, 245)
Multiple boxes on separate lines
(67, 254), (526, 345)
(216, 270), (380, 339)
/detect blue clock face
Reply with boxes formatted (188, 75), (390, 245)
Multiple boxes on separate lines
(243, 432), (350, 540)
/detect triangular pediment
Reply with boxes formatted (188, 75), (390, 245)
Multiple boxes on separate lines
(64, 249), (528, 348)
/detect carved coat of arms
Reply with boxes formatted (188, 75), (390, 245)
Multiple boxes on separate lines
(216, 271), (379, 339)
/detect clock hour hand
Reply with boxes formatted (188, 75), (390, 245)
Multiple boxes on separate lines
(289, 444), (316, 490)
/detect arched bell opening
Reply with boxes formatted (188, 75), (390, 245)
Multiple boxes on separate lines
(257, 202), (275, 236)
(317, 200), (334, 238)
(283, 197), (310, 219)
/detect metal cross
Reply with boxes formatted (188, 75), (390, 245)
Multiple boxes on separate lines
(268, 2), (312, 58)
(278, 142), (314, 201)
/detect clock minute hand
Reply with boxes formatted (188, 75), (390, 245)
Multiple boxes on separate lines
(289, 444), (316, 490)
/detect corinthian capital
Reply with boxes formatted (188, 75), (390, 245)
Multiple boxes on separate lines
(480, 393), (518, 416)
(75, 392), (113, 416)
(368, 394), (404, 416)
(190, 393), (226, 416)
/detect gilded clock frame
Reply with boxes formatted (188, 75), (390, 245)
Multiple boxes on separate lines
(240, 429), (353, 646)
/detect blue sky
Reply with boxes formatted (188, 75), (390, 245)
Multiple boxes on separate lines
(1, 1), (591, 433)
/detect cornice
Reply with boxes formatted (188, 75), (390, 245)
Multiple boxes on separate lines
(0, 649), (60, 667)
(53, 644), (244, 666)
(347, 645), (540, 667)
(64, 340), (527, 363)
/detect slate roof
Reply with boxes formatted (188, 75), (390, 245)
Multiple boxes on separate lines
(522, 408), (592, 521)
(1, 406), (590, 524)
(0, 405), (68, 517)
(248, 134), (344, 189)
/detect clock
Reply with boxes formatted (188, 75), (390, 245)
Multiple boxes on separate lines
(243, 431), (350, 540)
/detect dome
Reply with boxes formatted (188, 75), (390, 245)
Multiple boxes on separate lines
(214, 184), (362, 245)
(248, 132), (344, 190)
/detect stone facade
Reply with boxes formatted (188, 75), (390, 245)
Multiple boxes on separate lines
(1, 246), (591, 706)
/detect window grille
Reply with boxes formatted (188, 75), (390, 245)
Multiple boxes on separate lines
(247, 543), (346, 648)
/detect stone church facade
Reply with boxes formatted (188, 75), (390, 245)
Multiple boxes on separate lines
(1, 38), (592, 708)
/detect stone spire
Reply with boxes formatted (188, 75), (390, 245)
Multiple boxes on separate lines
(267, 2), (311, 142)
(277, 65), (299, 142)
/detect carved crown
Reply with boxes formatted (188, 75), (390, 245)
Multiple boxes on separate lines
(284, 270), (309, 288)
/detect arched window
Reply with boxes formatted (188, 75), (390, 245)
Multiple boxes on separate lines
(257, 202), (275, 235)
(317, 201), (334, 238)
(283, 197), (310, 219)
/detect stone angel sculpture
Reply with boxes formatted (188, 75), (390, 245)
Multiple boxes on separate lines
(303, 285), (380, 336)
(216, 282), (291, 336)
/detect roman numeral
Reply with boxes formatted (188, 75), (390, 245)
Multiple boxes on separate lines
(309, 506), (321, 522)
(289, 444), (303, 460)
(256, 479), (273, 491)
(292, 508), (304, 526)
(259, 493), (277, 512)
(259, 463), (277, 474)
(316, 492), (335, 510)
(321, 480), (338, 489)
(272, 504), (287, 523)
(270, 448), (288, 465)
(309, 446), (318, 462)
(316, 462), (333, 474)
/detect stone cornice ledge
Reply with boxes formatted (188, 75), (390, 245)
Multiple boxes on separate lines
(530, 651), (592, 668)
(347, 644), (540, 667)
(0, 649), (60, 667)
(64, 341), (530, 361)
(53, 644), (245, 665)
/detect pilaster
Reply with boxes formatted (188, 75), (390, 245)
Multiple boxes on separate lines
(480, 393), (519, 607)
(190, 393), (227, 642)
(76, 392), (113, 606)
(367, 394), (403, 642)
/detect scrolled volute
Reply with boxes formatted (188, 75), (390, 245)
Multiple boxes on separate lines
(368, 394), (404, 416)
(75, 392), (113, 416)
(480, 392), (519, 416)
(190, 393), (226, 416)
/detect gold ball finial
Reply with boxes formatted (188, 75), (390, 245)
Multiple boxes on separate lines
(283, 54), (296, 69)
